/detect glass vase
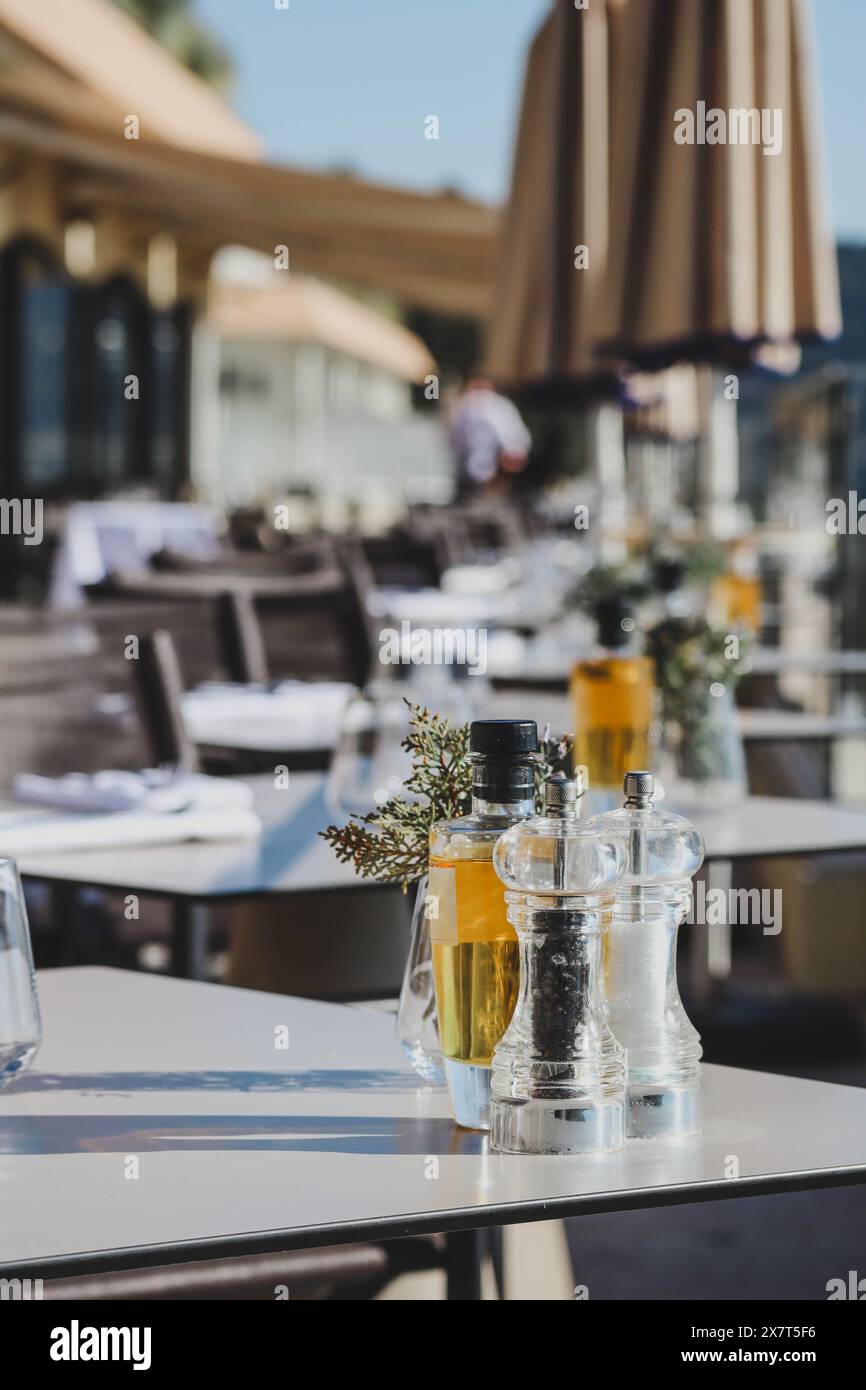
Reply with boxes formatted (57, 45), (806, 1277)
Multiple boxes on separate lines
(656, 685), (746, 810)
(396, 875), (445, 1084)
(0, 858), (41, 1087)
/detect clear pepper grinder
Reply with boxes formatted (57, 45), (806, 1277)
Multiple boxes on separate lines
(489, 773), (627, 1155)
(592, 771), (705, 1138)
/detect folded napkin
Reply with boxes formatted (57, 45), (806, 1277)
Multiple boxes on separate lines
(183, 681), (354, 750)
(0, 804), (261, 857)
(13, 769), (255, 815)
(2, 769), (261, 856)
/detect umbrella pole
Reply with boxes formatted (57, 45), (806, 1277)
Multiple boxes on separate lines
(696, 365), (740, 539)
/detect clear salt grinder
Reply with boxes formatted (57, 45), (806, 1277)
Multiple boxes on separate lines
(489, 773), (627, 1155)
(592, 771), (705, 1138)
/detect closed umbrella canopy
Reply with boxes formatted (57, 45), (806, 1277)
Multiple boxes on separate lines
(599, 0), (842, 366)
(485, 0), (627, 389)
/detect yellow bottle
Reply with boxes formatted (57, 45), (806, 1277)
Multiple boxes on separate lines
(710, 543), (762, 634)
(428, 719), (537, 1130)
(570, 600), (653, 803)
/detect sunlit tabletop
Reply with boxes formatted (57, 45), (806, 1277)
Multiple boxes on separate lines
(2, 968), (865, 1279)
(7, 774), (866, 901)
(6, 775), (866, 902)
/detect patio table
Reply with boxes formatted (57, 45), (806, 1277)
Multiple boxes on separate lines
(183, 689), (866, 764)
(2, 967), (865, 1296)
(487, 644), (866, 689)
(7, 774), (866, 984)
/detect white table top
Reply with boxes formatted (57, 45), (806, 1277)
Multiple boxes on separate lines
(737, 708), (866, 741)
(484, 690), (866, 746)
(190, 689), (866, 759)
(486, 645), (866, 686)
(182, 682), (354, 753)
(7, 775), (360, 900)
(747, 649), (866, 676)
(368, 586), (561, 634)
(3, 968), (865, 1278)
(9, 774), (866, 900)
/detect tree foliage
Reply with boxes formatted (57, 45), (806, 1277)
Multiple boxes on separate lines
(111, 0), (233, 91)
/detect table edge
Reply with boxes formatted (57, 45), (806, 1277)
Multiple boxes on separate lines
(6, 1161), (866, 1282)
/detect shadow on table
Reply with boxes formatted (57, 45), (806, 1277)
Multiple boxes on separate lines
(8, 1069), (415, 1094)
(0, 1113), (484, 1157)
(208, 779), (337, 891)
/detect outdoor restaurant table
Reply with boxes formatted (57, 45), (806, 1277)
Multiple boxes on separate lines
(180, 687), (866, 766)
(736, 708), (866, 741)
(8, 775), (866, 982)
(747, 649), (866, 676)
(487, 644), (866, 689)
(368, 586), (556, 634)
(2, 966), (865, 1293)
(481, 691), (866, 752)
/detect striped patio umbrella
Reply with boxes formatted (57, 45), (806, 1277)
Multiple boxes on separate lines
(598, 0), (841, 366)
(485, 0), (628, 392)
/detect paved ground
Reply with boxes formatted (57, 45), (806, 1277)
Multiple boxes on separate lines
(563, 1184), (866, 1301)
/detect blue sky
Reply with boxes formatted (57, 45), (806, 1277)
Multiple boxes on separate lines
(195, 0), (866, 241)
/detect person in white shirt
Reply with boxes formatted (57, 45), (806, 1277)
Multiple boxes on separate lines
(447, 376), (532, 497)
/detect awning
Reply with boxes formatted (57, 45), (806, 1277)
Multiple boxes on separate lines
(0, 107), (497, 316)
(0, 0), (260, 159)
(208, 278), (436, 383)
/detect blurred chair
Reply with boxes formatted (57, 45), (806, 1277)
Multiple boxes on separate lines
(406, 498), (530, 571)
(131, 629), (200, 771)
(151, 532), (339, 580)
(215, 591), (269, 686)
(744, 741), (829, 800)
(227, 887), (410, 1002)
(775, 852), (866, 1003)
(407, 504), (473, 572)
(358, 527), (443, 588)
(95, 560), (372, 690)
(43, 1238), (447, 1301)
(42, 1230), (492, 1300)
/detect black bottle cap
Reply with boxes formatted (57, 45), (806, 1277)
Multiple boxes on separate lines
(470, 720), (538, 758)
(594, 596), (631, 650)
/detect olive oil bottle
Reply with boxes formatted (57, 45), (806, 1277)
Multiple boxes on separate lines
(570, 598), (653, 808)
(429, 720), (538, 1130)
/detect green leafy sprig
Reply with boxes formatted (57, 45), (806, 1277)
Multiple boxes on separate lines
(644, 615), (748, 781)
(569, 560), (650, 612)
(321, 702), (574, 889)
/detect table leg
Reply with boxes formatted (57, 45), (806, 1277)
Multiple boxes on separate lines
(487, 1225), (505, 1298)
(171, 902), (210, 981)
(48, 884), (78, 965)
(444, 1229), (484, 1300)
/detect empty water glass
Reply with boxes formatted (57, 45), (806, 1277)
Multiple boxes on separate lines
(0, 858), (41, 1087)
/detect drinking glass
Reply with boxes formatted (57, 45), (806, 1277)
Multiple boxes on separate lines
(0, 858), (41, 1087)
(396, 875), (445, 1083)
